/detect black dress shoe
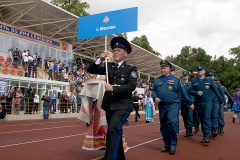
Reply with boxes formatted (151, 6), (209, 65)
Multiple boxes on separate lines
(161, 147), (170, 152)
(169, 147), (176, 155)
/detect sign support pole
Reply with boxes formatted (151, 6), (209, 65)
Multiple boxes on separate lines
(105, 35), (109, 84)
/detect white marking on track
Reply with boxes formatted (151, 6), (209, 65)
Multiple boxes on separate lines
(91, 129), (185, 160)
(0, 133), (86, 148)
(0, 119), (80, 127)
(0, 124), (82, 135)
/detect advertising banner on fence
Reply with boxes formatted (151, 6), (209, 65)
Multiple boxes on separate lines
(0, 21), (69, 51)
(0, 80), (8, 93)
(77, 7), (138, 39)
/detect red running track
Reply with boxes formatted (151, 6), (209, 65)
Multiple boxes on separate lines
(0, 112), (239, 160)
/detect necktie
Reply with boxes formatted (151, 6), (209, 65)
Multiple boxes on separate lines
(115, 63), (119, 69)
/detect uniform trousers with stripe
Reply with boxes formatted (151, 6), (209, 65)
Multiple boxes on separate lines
(103, 110), (130, 160)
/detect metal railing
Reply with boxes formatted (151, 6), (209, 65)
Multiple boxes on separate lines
(0, 100), (81, 115)
(0, 60), (70, 82)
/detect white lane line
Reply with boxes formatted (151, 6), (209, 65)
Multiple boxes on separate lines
(0, 119), (80, 127)
(123, 122), (160, 129)
(91, 129), (185, 160)
(0, 124), (82, 135)
(0, 133), (86, 148)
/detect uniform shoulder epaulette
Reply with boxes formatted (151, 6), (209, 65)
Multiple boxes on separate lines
(172, 74), (180, 79)
(128, 63), (136, 67)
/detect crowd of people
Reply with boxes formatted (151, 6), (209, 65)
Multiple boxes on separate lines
(8, 48), (90, 83)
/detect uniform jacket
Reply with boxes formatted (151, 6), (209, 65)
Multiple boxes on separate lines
(189, 77), (224, 105)
(222, 86), (234, 106)
(212, 81), (226, 104)
(87, 61), (137, 112)
(182, 81), (195, 104)
(151, 74), (193, 106)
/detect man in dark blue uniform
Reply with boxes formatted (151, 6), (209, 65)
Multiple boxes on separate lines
(207, 72), (226, 138)
(151, 60), (194, 155)
(170, 66), (176, 75)
(181, 71), (195, 137)
(189, 66), (224, 143)
(87, 36), (137, 160)
(217, 79), (235, 134)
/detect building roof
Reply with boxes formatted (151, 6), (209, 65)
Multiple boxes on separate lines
(0, 0), (184, 78)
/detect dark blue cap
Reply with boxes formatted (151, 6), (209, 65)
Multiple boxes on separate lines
(197, 66), (205, 71)
(160, 60), (172, 68)
(110, 36), (132, 54)
(170, 66), (175, 71)
(208, 72), (214, 76)
(182, 71), (190, 76)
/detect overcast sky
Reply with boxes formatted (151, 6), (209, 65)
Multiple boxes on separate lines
(80, 0), (240, 59)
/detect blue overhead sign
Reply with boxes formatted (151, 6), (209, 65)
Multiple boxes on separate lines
(77, 7), (138, 40)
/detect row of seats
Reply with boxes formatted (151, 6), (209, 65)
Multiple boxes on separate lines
(0, 56), (23, 75)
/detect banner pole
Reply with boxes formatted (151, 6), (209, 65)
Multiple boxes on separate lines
(105, 35), (109, 84)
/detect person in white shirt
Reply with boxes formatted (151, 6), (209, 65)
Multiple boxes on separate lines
(22, 50), (28, 58)
(33, 91), (39, 114)
(23, 55), (29, 63)
(28, 55), (34, 61)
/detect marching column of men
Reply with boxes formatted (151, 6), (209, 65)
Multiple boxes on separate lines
(188, 66), (225, 143)
(151, 61), (235, 155)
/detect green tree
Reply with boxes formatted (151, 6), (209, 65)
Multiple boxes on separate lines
(229, 45), (240, 61)
(131, 35), (161, 56)
(170, 46), (211, 74)
(51, 0), (90, 17)
(165, 45), (240, 94)
(115, 33), (128, 39)
(219, 58), (240, 93)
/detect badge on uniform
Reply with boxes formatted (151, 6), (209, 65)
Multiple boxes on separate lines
(180, 81), (184, 87)
(205, 85), (209, 89)
(168, 85), (173, 90)
(131, 71), (137, 78)
(121, 75), (124, 81)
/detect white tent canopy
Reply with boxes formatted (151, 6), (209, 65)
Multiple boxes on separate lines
(0, 0), (185, 78)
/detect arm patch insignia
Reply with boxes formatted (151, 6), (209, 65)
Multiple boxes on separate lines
(131, 71), (137, 78)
